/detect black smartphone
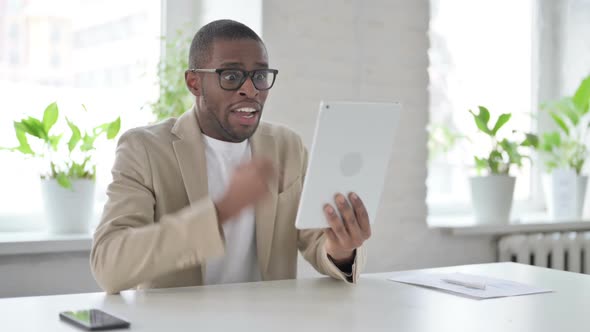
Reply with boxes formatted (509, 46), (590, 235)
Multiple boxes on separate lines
(59, 309), (130, 331)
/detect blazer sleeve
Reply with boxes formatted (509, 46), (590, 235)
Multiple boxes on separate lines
(90, 130), (225, 294)
(296, 143), (366, 283)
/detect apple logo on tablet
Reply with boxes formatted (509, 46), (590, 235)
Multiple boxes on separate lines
(340, 152), (363, 177)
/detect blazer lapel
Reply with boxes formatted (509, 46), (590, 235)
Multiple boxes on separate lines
(171, 108), (209, 206)
(250, 129), (279, 279)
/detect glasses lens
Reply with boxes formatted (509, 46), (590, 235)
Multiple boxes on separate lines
(252, 70), (276, 90)
(219, 70), (246, 90)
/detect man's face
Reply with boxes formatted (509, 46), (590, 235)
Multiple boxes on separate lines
(186, 38), (271, 142)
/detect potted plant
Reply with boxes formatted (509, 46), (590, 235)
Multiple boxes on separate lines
(1, 102), (120, 233)
(468, 106), (537, 224)
(537, 74), (590, 219)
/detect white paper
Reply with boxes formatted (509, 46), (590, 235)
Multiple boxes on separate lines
(388, 272), (553, 299)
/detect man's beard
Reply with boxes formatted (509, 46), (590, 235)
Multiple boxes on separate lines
(200, 93), (258, 142)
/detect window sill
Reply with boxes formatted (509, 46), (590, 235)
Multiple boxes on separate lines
(428, 213), (590, 236)
(0, 232), (92, 256)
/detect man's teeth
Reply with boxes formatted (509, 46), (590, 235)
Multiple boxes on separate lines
(234, 108), (257, 113)
(234, 107), (257, 118)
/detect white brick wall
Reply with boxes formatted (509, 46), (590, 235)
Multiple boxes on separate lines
(262, 0), (496, 275)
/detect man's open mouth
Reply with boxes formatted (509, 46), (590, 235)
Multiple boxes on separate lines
(232, 107), (259, 118)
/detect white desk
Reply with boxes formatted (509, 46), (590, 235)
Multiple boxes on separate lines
(2, 262), (589, 332)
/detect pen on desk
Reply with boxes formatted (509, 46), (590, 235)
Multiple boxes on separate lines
(441, 278), (487, 290)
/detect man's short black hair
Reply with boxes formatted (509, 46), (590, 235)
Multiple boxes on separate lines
(188, 19), (264, 69)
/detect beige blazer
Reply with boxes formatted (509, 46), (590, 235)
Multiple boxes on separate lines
(91, 108), (365, 293)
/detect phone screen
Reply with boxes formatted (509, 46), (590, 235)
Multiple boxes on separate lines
(59, 309), (130, 330)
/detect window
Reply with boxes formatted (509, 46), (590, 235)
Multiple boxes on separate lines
(427, 0), (535, 214)
(0, 0), (160, 230)
(9, 23), (19, 40)
(9, 51), (19, 65)
(50, 23), (61, 42)
(0, 0), (266, 231)
(51, 53), (61, 67)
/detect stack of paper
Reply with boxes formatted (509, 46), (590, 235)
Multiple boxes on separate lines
(389, 272), (553, 299)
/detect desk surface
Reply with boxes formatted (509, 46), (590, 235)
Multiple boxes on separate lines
(2, 262), (589, 332)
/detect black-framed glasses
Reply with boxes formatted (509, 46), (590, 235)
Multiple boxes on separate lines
(187, 68), (279, 91)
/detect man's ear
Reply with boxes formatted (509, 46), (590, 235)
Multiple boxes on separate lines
(185, 70), (202, 97)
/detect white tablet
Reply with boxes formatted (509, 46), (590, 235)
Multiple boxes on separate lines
(295, 101), (401, 229)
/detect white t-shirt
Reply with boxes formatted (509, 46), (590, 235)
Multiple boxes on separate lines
(202, 135), (261, 285)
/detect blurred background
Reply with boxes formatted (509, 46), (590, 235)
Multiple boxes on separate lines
(1, 0), (589, 297)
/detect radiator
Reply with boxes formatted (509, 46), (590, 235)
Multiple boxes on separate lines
(498, 232), (590, 274)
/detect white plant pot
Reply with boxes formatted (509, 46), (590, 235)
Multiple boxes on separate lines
(469, 175), (516, 224)
(542, 169), (588, 220)
(41, 179), (96, 234)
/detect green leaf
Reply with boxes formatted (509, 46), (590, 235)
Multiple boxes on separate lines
(80, 156), (91, 170)
(68, 157), (89, 178)
(56, 172), (72, 189)
(549, 111), (570, 135)
(500, 139), (522, 167)
(69, 162), (81, 178)
(541, 132), (561, 152)
(13, 122), (34, 155)
(574, 159), (585, 174)
(106, 117), (121, 139)
(64, 157), (95, 179)
(491, 113), (512, 135)
(488, 150), (503, 174)
(543, 98), (580, 125)
(474, 156), (488, 175)
(20, 117), (47, 140)
(80, 134), (97, 152)
(521, 133), (539, 148)
(478, 106), (490, 124)
(564, 107), (580, 126)
(469, 107), (492, 135)
(48, 135), (62, 151)
(42, 102), (59, 134)
(66, 118), (82, 153)
(546, 160), (559, 172)
(572, 75), (590, 113)
(558, 99), (581, 126)
(50, 162), (57, 177)
(499, 139), (517, 154)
